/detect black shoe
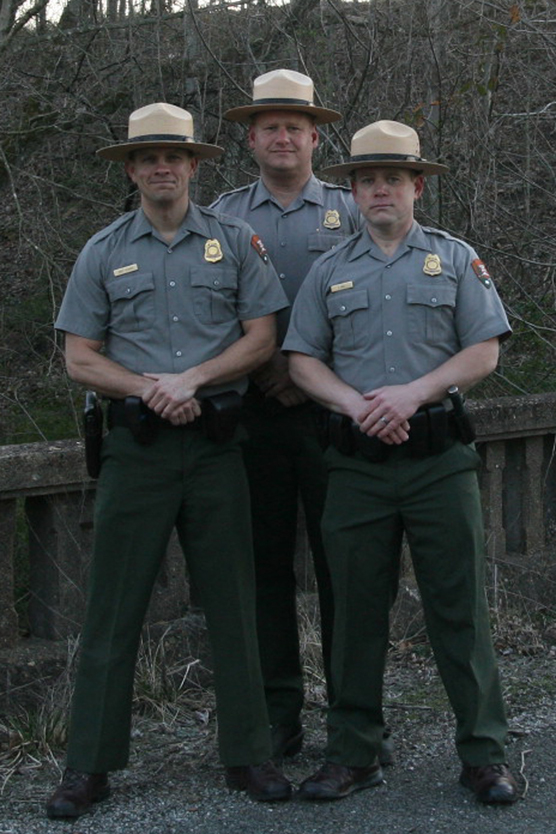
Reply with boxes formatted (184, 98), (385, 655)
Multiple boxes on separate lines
(271, 721), (304, 761)
(460, 763), (518, 804)
(46, 768), (110, 819)
(298, 760), (383, 800)
(225, 759), (292, 801)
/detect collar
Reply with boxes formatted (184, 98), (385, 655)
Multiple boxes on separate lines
(346, 220), (429, 262)
(249, 174), (323, 210)
(128, 203), (206, 243)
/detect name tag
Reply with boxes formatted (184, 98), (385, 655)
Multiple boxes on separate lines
(113, 264), (138, 277)
(330, 281), (354, 293)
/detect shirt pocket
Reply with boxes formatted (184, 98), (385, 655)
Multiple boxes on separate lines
(326, 289), (369, 351)
(106, 272), (155, 332)
(190, 267), (239, 324)
(407, 282), (457, 343)
(308, 231), (349, 255)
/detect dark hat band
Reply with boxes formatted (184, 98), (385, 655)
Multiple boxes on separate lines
(251, 97), (313, 107)
(350, 153), (423, 164)
(128, 133), (195, 143)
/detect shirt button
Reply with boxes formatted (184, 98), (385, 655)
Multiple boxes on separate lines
(279, 273), (286, 280)
(169, 281), (176, 287)
(431, 297), (437, 303)
(167, 248), (173, 253)
(213, 280), (220, 287)
(172, 316), (179, 322)
(176, 350), (182, 357)
(386, 264), (392, 269)
(340, 305), (346, 312)
(280, 242), (286, 247)
(126, 287), (131, 294)
(386, 330), (393, 336)
(389, 366), (396, 373)
(385, 294), (391, 300)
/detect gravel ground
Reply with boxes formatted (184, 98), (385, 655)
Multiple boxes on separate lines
(2, 651), (555, 834)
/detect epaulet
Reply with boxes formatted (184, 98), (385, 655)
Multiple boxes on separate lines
(210, 183), (253, 206)
(317, 229), (361, 264)
(197, 203), (247, 230)
(91, 211), (136, 244)
(421, 226), (457, 242)
(320, 180), (351, 193)
(420, 225), (472, 252)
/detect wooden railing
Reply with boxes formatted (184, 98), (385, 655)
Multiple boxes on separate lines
(0, 393), (555, 650)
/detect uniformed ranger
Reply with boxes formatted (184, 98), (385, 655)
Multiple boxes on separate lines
(211, 69), (369, 762)
(46, 103), (292, 819)
(284, 120), (518, 804)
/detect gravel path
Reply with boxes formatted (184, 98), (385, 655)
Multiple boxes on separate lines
(2, 653), (554, 834)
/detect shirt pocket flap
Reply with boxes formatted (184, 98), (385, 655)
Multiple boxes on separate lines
(407, 283), (457, 308)
(327, 289), (368, 317)
(308, 231), (347, 252)
(107, 272), (154, 302)
(190, 267), (238, 291)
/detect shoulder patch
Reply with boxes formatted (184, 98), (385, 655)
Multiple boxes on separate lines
(471, 259), (492, 288)
(251, 234), (269, 264)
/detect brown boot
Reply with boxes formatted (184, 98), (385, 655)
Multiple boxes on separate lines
(298, 760), (383, 800)
(225, 759), (292, 801)
(46, 768), (110, 818)
(460, 763), (518, 804)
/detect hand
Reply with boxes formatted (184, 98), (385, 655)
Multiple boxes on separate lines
(142, 372), (201, 423)
(356, 384), (419, 444)
(251, 352), (308, 407)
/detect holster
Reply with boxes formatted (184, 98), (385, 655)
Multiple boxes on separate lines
(83, 391), (103, 478)
(201, 391), (243, 443)
(407, 404), (449, 457)
(124, 397), (159, 445)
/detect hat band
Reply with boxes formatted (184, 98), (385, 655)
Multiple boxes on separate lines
(251, 97), (313, 107)
(350, 153), (423, 164)
(127, 133), (195, 143)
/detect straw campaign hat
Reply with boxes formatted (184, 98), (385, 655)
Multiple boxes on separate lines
(322, 120), (448, 177)
(224, 69), (341, 125)
(97, 103), (224, 162)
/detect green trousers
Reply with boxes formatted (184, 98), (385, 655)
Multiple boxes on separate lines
(241, 398), (334, 726)
(67, 426), (271, 772)
(322, 441), (509, 767)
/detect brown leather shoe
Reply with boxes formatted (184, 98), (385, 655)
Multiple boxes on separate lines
(225, 759), (292, 801)
(46, 768), (110, 818)
(298, 760), (383, 800)
(460, 763), (518, 804)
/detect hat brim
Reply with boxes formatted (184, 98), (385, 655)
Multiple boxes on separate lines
(96, 139), (224, 162)
(321, 157), (449, 178)
(224, 102), (341, 125)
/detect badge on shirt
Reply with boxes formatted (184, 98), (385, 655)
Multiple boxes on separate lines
(251, 234), (269, 264)
(423, 253), (442, 276)
(113, 263), (138, 277)
(471, 259), (492, 288)
(323, 210), (341, 230)
(330, 281), (354, 293)
(204, 239), (223, 263)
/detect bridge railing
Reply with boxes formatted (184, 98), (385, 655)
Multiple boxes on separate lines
(1, 393), (555, 650)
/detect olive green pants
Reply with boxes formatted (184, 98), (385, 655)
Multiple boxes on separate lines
(67, 426), (271, 772)
(323, 441), (508, 767)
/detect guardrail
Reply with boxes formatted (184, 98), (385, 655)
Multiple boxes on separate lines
(0, 393), (555, 650)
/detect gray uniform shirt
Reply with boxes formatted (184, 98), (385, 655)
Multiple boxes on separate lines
(211, 176), (360, 343)
(55, 203), (288, 396)
(283, 221), (511, 394)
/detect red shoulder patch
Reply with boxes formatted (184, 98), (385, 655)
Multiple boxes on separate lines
(251, 234), (269, 264)
(471, 259), (492, 288)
